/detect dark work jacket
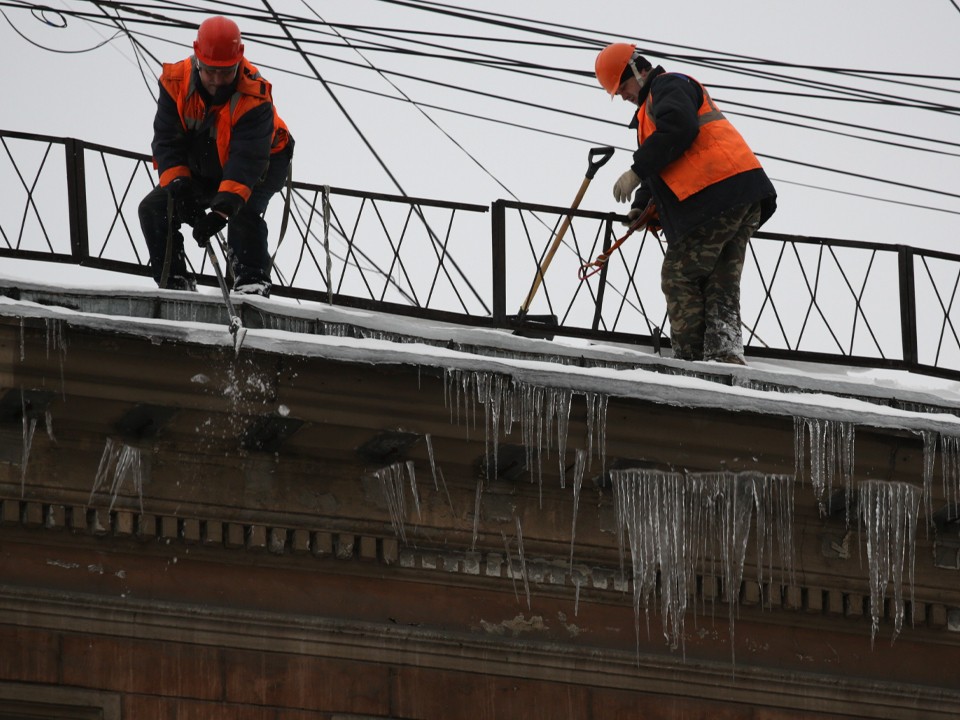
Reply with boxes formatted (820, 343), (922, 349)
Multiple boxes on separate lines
(150, 57), (290, 217)
(628, 67), (777, 241)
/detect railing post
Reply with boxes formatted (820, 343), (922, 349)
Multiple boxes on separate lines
(491, 199), (507, 323)
(591, 216), (615, 331)
(64, 137), (89, 263)
(898, 245), (918, 367)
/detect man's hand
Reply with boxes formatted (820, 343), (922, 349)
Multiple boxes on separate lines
(613, 169), (641, 203)
(192, 211), (228, 246)
(167, 177), (205, 225)
(622, 206), (643, 227)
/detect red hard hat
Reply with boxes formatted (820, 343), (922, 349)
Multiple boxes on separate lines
(595, 43), (636, 95)
(193, 16), (244, 67)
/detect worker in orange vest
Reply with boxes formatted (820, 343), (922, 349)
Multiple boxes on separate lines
(139, 16), (293, 296)
(595, 43), (776, 365)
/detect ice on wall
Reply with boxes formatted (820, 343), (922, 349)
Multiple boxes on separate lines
(443, 369), (608, 498)
(794, 417), (855, 522)
(89, 437), (146, 513)
(918, 430), (960, 530)
(858, 480), (921, 645)
(610, 469), (795, 660)
(369, 461), (413, 543)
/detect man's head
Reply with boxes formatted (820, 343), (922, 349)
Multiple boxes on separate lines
(193, 16), (243, 94)
(595, 43), (652, 105)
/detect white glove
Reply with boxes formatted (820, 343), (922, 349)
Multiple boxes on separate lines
(613, 169), (641, 203)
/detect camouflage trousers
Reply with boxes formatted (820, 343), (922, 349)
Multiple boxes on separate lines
(661, 202), (762, 362)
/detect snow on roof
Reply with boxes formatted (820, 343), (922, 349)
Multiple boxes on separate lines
(3, 274), (960, 436)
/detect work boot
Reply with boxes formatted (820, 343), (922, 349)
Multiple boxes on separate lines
(233, 280), (271, 298)
(709, 354), (747, 366)
(166, 275), (198, 292)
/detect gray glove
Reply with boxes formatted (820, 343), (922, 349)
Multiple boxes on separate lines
(622, 206), (643, 227)
(613, 169), (641, 203)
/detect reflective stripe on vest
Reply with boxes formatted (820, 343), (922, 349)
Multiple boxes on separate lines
(637, 76), (761, 201)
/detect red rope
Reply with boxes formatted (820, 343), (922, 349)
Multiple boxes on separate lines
(579, 210), (659, 280)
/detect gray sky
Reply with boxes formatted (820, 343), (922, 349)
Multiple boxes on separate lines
(1, 0), (958, 262)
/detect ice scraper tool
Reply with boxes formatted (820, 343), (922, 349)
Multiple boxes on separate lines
(511, 146), (614, 335)
(204, 240), (247, 356)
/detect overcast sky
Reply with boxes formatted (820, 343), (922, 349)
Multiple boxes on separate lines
(1, 0), (958, 271)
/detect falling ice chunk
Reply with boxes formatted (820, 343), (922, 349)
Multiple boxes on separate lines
(277, 404), (290, 417)
(191, 374), (211, 385)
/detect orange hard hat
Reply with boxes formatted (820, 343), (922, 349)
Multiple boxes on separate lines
(595, 43), (636, 95)
(193, 16), (244, 67)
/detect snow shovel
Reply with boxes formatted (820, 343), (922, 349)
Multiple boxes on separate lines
(510, 146), (615, 337)
(204, 238), (247, 356)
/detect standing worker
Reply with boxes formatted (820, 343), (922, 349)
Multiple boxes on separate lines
(595, 43), (776, 365)
(139, 15), (293, 296)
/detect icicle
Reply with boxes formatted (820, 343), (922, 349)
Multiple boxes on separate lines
(424, 434), (455, 513)
(471, 478), (482, 551)
(797, 418), (856, 520)
(515, 515), (532, 611)
(750, 473), (796, 589)
(554, 389), (572, 489)
(372, 463), (407, 543)
(794, 416), (806, 484)
(569, 449), (587, 571)
(808, 418), (826, 513)
(405, 460), (421, 521)
(89, 438), (146, 513)
(920, 430), (937, 531)
(941, 435), (960, 521)
(44, 409), (56, 442)
(19, 317), (25, 362)
(20, 396), (37, 497)
(501, 530), (519, 603)
(716, 473), (753, 667)
(573, 575), (582, 617)
(858, 480), (921, 646)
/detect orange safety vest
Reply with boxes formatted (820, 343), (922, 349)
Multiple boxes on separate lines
(638, 76), (761, 202)
(158, 57), (291, 201)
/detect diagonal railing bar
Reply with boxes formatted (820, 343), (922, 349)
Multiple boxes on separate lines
(935, 268), (960, 367)
(327, 198), (418, 306)
(335, 198), (376, 299)
(374, 201), (421, 307)
(424, 209), (469, 313)
(611, 230), (654, 336)
(560, 220), (607, 327)
(792, 242), (845, 353)
(3, 138), (57, 253)
(411, 204), (477, 314)
(610, 228), (666, 336)
(93, 151), (147, 264)
(826, 244), (885, 357)
(744, 240), (791, 350)
(918, 256), (960, 366)
(283, 189), (323, 288)
(517, 207), (563, 317)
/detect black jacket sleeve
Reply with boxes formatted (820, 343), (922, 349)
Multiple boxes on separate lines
(630, 74), (702, 179)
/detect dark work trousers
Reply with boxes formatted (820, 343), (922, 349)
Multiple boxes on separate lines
(138, 145), (292, 289)
(660, 201), (762, 362)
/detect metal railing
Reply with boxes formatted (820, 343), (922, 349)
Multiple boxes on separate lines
(2, 130), (959, 379)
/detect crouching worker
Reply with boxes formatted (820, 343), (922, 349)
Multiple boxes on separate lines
(139, 15), (293, 296)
